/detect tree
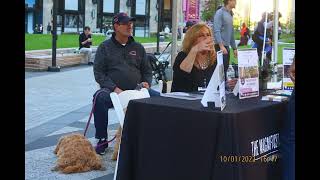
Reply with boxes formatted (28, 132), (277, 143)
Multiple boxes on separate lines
(201, 0), (222, 22)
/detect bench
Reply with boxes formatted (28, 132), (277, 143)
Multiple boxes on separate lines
(24, 43), (180, 71)
(25, 47), (97, 71)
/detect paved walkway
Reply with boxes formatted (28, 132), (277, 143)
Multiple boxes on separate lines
(25, 65), (161, 179)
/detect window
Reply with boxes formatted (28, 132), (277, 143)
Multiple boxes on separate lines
(64, 14), (78, 28)
(131, 0), (150, 37)
(102, 16), (113, 27)
(164, 0), (171, 10)
(103, 0), (115, 13)
(25, 0), (35, 8)
(136, 0), (146, 15)
(134, 19), (149, 37)
(65, 0), (78, 11)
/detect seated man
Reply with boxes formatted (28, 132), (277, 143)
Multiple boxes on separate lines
(79, 26), (93, 65)
(93, 12), (158, 155)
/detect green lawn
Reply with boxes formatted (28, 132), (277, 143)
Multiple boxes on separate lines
(25, 34), (170, 50)
(279, 33), (295, 43)
(26, 33), (294, 64)
(230, 43), (295, 65)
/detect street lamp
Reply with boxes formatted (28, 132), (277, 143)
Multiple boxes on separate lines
(48, 0), (60, 72)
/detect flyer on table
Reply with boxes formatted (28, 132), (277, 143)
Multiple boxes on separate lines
(282, 48), (295, 91)
(238, 49), (259, 99)
(217, 51), (226, 110)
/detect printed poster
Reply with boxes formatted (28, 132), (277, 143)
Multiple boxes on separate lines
(238, 48), (259, 99)
(282, 48), (295, 90)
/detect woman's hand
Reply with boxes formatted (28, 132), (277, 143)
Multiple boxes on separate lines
(192, 38), (214, 53)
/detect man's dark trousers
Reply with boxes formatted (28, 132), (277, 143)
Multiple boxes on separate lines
(93, 89), (113, 139)
(93, 88), (160, 139)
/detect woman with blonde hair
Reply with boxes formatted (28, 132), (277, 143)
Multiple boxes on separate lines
(171, 22), (216, 92)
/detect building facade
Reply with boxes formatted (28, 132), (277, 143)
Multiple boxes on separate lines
(25, 0), (295, 36)
(26, 0), (206, 36)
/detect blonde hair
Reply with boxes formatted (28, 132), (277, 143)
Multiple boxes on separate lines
(182, 22), (216, 66)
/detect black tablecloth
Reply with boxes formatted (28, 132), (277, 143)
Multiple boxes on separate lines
(116, 94), (287, 180)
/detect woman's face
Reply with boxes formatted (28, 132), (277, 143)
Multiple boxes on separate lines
(195, 28), (212, 44)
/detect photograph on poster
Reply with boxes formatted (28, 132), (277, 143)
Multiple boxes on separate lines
(239, 66), (259, 79)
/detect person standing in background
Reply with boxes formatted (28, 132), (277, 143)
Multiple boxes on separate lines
(213, 0), (238, 82)
(183, 21), (195, 33)
(238, 22), (250, 46)
(47, 22), (52, 34)
(39, 24), (43, 33)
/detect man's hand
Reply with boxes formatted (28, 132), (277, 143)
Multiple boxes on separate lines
(82, 38), (91, 45)
(114, 87), (123, 94)
(141, 82), (150, 89)
(233, 49), (238, 58)
(219, 44), (228, 55)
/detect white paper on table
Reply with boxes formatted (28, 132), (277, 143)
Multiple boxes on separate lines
(160, 92), (203, 100)
(267, 81), (282, 89)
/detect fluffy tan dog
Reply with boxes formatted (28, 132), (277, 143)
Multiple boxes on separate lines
(52, 133), (105, 174)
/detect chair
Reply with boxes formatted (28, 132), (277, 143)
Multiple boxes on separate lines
(158, 80), (172, 93)
(110, 88), (150, 180)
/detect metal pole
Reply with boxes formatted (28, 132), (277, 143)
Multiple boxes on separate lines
(171, 0), (178, 69)
(248, 0), (251, 29)
(272, 0), (279, 65)
(155, 0), (162, 55)
(261, 11), (268, 67)
(48, 0), (60, 72)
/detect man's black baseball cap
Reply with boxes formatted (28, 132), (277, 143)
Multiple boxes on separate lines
(112, 12), (136, 25)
